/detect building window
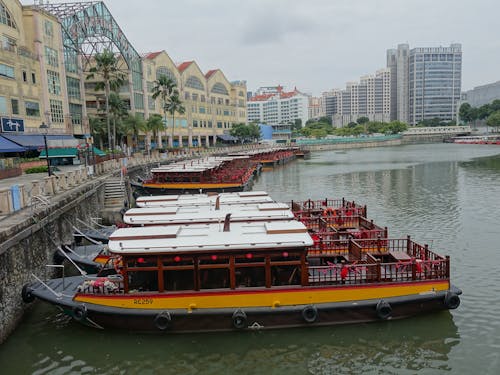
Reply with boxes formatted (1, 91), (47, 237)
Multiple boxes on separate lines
(44, 46), (58, 68)
(156, 67), (177, 84)
(211, 83), (229, 95)
(11, 98), (19, 115)
(185, 75), (204, 90)
(25, 101), (40, 117)
(0, 96), (7, 114)
(148, 96), (155, 110)
(66, 77), (81, 99)
(49, 99), (64, 123)
(0, 63), (14, 79)
(69, 103), (82, 125)
(134, 93), (144, 110)
(47, 70), (61, 95)
(1, 35), (16, 51)
(193, 120), (198, 127)
(199, 106), (205, 113)
(0, 3), (16, 29)
(64, 49), (78, 73)
(31, 72), (36, 84)
(217, 122), (222, 128)
(22, 71), (27, 82)
(208, 121), (212, 128)
(44, 20), (53, 36)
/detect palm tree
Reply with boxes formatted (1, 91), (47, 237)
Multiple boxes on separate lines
(145, 114), (164, 153)
(86, 49), (125, 151)
(89, 116), (107, 151)
(123, 114), (146, 153)
(151, 75), (178, 148)
(166, 94), (185, 147)
(107, 92), (127, 151)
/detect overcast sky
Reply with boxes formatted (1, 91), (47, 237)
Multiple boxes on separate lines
(26, 0), (499, 95)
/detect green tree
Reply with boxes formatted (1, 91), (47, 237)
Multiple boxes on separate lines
(347, 122), (357, 129)
(384, 121), (408, 134)
(166, 94), (185, 147)
(122, 114), (146, 152)
(356, 116), (369, 124)
(151, 75), (179, 147)
(293, 119), (302, 131)
(230, 123), (261, 143)
(318, 116), (332, 126)
(459, 103), (473, 124)
(86, 49), (126, 150)
(145, 114), (164, 151)
(107, 92), (127, 150)
(486, 111), (500, 130)
(89, 116), (106, 150)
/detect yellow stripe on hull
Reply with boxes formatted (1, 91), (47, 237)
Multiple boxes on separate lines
(74, 281), (449, 310)
(143, 183), (244, 189)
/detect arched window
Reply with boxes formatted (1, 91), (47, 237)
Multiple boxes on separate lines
(0, 2), (16, 29)
(156, 66), (177, 84)
(186, 75), (204, 91)
(211, 82), (229, 95)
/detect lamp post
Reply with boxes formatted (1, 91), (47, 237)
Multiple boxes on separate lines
(39, 122), (51, 176)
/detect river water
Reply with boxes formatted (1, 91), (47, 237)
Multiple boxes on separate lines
(2, 143), (500, 374)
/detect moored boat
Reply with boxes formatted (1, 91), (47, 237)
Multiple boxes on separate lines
(134, 191), (274, 208)
(132, 156), (258, 195)
(22, 217), (461, 332)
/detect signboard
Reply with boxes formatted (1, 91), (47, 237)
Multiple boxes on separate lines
(1, 117), (25, 132)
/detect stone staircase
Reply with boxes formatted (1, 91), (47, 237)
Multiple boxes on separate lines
(104, 178), (126, 208)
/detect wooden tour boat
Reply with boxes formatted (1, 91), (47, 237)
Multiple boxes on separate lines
(134, 191), (273, 208)
(132, 156), (257, 195)
(22, 215), (461, 332)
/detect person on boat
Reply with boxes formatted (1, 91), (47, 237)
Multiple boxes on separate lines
(340, 261), (348, 284)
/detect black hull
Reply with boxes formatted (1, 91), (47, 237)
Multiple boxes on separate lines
(131, 181), (252, 197)
(23, 277), (461, 333)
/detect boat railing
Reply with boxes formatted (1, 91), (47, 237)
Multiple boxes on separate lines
(308, 256), (449, 285)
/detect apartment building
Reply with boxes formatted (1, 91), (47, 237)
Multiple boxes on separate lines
(387, 43), (462, 125)
(322, 69), (391, 127)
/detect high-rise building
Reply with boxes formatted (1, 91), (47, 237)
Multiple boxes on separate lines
(463, 80), (500, 107)
(387, 43), (462, 125)
(247, 85), (309, 127)
(308, 96), (323, 120)
(322, 69), (391, 127)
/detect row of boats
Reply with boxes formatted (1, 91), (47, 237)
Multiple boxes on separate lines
(22, 189), (461, 332)
(131, 147), (307, 195)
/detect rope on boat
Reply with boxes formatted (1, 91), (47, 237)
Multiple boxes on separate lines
(72, 226), (103, 245)
(31, 273), (62, 299)
(56, 246), (87, 276)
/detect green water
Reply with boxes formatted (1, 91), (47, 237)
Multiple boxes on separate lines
(2, 143), (500, 374)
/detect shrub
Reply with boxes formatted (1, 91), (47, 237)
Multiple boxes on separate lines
(25, 166), (48, 174)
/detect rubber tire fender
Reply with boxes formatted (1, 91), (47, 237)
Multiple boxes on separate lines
(73, 304), (88, 322)
(376, 300), (392, 320)
(154, 311), (172, 331)
(444, 292), (460, 309)
(21, 284), (35, 303)
(302, 305), (318, 323)
(232, 310), (247, 329)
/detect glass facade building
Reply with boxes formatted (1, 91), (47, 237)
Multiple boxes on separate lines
(408, 44), (462, 124)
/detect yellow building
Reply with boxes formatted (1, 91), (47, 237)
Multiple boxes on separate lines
(142, 51), (247, 148)
(0, 0), (80, 136)
(1, 1), (246, 150)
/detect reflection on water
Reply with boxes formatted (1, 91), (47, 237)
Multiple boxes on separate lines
(2, 304), (459, 375)
(3, 144), (500, 374)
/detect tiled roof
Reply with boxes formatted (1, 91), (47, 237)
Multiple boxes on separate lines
(177, 61), (194, 72)
(205, 69), (218, 78)
(144, 51), (162, 59)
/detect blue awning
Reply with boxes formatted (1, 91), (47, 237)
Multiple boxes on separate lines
(1, 134), (75, 150)
(0, 136), (26, 153)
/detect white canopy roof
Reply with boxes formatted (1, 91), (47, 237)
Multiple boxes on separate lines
(123, 203), (292, 225)
(108, 220), (313, 254)
(135, 191), (273, 208)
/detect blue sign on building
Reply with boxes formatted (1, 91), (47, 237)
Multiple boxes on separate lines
(1, 117), (25, 132)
